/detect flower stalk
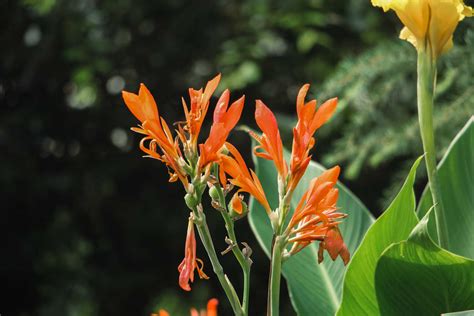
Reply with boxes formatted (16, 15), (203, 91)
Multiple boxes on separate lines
(212, 179), (252, 316)
(190, 200), (243, 315)
(268, 236), (285, 316)
(416, 49), (449, 248)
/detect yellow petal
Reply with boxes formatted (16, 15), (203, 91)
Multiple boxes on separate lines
(371, 0), (397, 12)
(461, 3), (473, 17)
(428, 0), (462, 56)
(399, 26), (419, 49)
(440, 36), (454, 55)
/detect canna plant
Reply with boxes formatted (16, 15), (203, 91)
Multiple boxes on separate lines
(371, 0), (473, 251)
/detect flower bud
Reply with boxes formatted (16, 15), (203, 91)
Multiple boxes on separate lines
(229, 194), (248, 218)
(208, 185), (220, 201)
(184, 193), (198, 209)
(269, 211), (279, 231)
(220, 144), (229, 156)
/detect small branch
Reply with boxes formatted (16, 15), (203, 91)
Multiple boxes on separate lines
(213, 181), (252, 316)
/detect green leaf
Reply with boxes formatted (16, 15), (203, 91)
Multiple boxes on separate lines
(248, 143), (374, 315)
(442, 311), (474, 316)
(337, 156), (423, 316)
(418, 116), (474, 258)
(374, 211), (474, 315)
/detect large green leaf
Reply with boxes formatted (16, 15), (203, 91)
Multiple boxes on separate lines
(336, 157), (423, 316)
(374, 211), (474, 315)
(248, 144), (374, 315)
(418, 116), (474, 258)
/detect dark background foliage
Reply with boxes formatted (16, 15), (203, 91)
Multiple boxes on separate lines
(2, 0), (472, 315)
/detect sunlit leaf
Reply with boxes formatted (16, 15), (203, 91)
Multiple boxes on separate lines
(374, 211), (474, 315)
(337, 157), (422, 315)
(418, 116), (474, 259)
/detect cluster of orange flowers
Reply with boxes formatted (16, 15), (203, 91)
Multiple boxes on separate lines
(122, 75), (349, 293)
(248, 84), (349, 264)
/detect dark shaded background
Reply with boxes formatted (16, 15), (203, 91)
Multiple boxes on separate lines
(2, 0), (473, 315)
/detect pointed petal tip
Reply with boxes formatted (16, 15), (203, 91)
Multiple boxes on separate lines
(121, 90), (134, 98)
(255, 99), (268, 110)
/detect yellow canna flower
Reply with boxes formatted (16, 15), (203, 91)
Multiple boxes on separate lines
(372, 0), (473, 57)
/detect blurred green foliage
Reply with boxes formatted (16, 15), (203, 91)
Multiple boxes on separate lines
(2, 0), (471, 315)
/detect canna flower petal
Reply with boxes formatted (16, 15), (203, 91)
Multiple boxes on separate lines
(153, 298), (218, 316)
(207, 298), (219, 316)
(178, 219), (209, 292)
(318, 227), (350, 265)
(122, 83), (159, 124)
(251, 100), (287, 178)
(199, 90), (244, 168)
(286, 166), (349, 264)
(230, 193), (244, 214)
(220, 142), (272, 214)
(289, 84), (337, 191)
(122, 84), (188, 185)
(182, 74), (221, 147)
(371, 0), (473, 57)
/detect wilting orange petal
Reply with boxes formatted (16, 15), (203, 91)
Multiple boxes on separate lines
(318, 227), (350, 265)
(178, 219), (207, 291)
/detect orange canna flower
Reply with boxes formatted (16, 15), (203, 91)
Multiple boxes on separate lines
(122, 84), (187, 184)
(250, 100), (288, 179)
(182, 74), (221, 148)
(190, 298), (219, 316)
(289, 84), (338, 191)
(199, 89), (245, 168)
(178, 219), (209, 291)
(286, 166), (349, 264)
(220, 142), (272, 214)
(152, 298), (218, 316)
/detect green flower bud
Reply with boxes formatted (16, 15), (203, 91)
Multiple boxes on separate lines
(184, 193), (198, 209)
(208, 185), (220, 201)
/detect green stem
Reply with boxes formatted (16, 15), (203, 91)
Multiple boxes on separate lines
(417, 50), (449, 248)
(193, 206), (243, 315)
(215, 185), (251, 316)
(242, 263), (250, 315)
(268, 236), (284, 316)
